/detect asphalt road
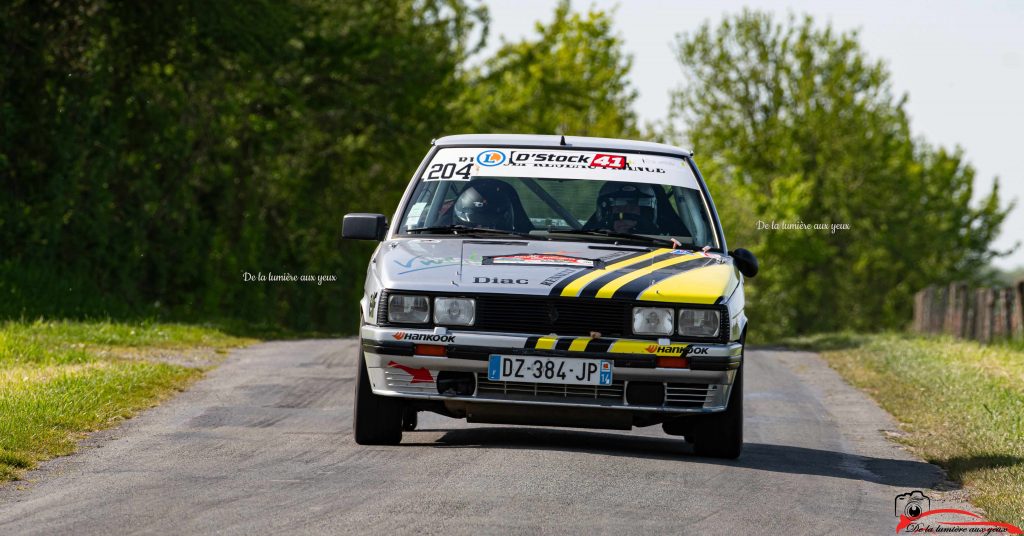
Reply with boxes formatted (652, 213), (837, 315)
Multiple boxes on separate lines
(0, 339), (971, 535)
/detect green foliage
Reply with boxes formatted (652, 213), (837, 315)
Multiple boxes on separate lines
(456, 0), (639, 137)
(670, 11), (1012, 338)
(1, 0), (486, 331)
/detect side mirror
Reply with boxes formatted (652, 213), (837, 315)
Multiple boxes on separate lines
(730, 248), (759, 278)
(343, 213), (388, 241)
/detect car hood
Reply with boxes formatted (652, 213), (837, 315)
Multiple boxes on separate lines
(375, 238), (740, 304)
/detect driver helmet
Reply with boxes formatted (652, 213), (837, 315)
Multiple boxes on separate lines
(454, 180), (515, 230)
(597, 182), (658, 231)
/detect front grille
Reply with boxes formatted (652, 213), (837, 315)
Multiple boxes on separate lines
(476, 373), (625, 402)
(474, 375), (711, 408)
(380, 289), (630, 337)
(665, 383), (713, 408)
(474, 295), (630, 337)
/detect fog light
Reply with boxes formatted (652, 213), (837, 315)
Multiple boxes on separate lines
(436, 371), (475, 396)
(625, 381), (665, 405)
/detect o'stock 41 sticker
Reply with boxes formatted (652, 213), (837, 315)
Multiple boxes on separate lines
(590, 154), (626, 169)
(422, 147), (700, 189)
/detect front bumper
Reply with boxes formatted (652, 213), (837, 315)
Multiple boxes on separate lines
(360, 325), (742, 414)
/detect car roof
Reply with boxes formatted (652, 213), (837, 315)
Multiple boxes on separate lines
(433, 134), (692, 158)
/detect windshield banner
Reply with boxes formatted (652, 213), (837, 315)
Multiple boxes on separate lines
(423, 147), (700, 189)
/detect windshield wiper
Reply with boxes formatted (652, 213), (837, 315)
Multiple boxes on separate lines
(547, 229), (683, 247)
(406, 225), (541, 240)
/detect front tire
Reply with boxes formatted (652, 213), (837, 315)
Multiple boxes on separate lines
(353, 349), (403, 445)
(690, 363), (743, 459)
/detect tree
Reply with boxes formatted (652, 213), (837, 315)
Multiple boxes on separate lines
(455, 0), (638, 138)
(0, 0), (487, 330)
(669, 11), (1012, 338)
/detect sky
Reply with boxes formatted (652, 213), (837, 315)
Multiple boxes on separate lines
(478, 0), (1024, 269)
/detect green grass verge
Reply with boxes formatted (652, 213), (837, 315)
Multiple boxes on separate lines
(0, 319), (253, 481)
(781, 332), (1024, 526)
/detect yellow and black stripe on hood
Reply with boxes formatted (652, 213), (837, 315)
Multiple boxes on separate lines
(547, 248), (738, 304)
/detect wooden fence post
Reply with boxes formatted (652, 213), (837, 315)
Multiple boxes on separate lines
(957, 283), (970, 338)
(1011, 280), (1019, 340)
(992, 289), (1002, 341)
(974, 288), (986, 342)
(962, 286), (978, 338)
(994, 289), (1006, 340)
(935, 287), (948, 334)
(920, 289), (928, 333)
(1005, 288), (1015, 340)
(944, 283), (956, 335)
(917, 291), (925, 334)
(999, 289), (1007, 340)
(984, 288), (996, 343)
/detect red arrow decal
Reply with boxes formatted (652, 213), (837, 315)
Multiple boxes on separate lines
(388, 361), (434, 383)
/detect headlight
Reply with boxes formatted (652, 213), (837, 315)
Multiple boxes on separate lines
(433, 297), (475, 326)
(388, 294), (430, 323)
(632, 307), (674, 335)
(678, 308), (721, 338)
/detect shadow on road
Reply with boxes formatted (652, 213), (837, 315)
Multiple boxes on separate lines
(939, 453), (1024, 484)
(405, 426), (954, 489)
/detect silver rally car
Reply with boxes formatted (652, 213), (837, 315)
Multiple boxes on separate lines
(343, 134), (759, 458)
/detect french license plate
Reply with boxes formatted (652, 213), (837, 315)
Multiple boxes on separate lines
(487, 355), (612, 386)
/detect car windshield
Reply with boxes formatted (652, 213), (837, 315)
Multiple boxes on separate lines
(396, 147), (719, 249)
